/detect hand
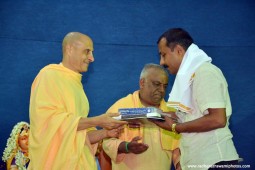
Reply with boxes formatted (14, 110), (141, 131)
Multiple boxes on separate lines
(97, 113), (127, 130)
(128, 136), (149, 154)
(161, 111), (179, 123)
(175, 162), (181, 170)
(173, 148), (181, 170)
(127, 120), (142, 128)
(106, 127), (122, 138)
(149, 115), (175, 131)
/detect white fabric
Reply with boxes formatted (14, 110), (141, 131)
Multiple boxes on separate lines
(179, 63), (239, 170)
(167, 43), (212, 114)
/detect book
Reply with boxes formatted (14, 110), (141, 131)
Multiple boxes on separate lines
(113, 107), (164, 120)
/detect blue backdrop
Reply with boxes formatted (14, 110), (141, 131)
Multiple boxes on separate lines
(0, 0), (254, 169)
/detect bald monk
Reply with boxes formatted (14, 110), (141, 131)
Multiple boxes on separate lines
(29, 32), (127, 170)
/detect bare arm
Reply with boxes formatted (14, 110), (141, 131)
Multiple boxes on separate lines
(77, 112), (127, 131)
(176, 108), (226, 133)
(172, 148), (181, 170)
(151, 108), (226, 133)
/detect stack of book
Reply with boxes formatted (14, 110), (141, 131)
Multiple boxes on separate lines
(113, 107), (164, 120)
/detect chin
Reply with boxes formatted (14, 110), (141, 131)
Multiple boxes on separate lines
(81, 67), (88, 72)
(169, 70), (174, 74)
(153, 99), (162, 104)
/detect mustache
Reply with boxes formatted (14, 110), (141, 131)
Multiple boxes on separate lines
(154, 92), (164, 97)
(162, 64), (168, 69)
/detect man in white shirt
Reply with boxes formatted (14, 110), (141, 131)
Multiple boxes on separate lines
(151, 28), (239, 170)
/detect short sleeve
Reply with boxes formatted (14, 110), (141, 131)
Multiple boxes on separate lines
(193, 63), (227, 113)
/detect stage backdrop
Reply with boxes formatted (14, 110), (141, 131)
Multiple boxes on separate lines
(0, 0), (254, 169)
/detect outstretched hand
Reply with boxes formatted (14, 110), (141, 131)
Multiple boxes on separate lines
(106, 127), (123, 138)
(161, 111), (179, 122)
(149, 114), (176, 131)
(128, 136), (149, 154)
(97, 112), (127, 130)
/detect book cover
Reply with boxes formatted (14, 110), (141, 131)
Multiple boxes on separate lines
(114, 107), (163, 120)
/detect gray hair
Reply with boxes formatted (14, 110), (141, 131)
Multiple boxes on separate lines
(140, 63), (168, 80)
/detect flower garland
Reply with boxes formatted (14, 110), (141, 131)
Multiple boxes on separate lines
(15, 150), (29, 170)
(2, 121), (29, 169)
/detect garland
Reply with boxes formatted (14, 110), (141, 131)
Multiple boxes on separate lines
(2, 121), (29, 169)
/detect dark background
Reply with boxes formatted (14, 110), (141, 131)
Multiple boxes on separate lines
(0, 0), (254, 169)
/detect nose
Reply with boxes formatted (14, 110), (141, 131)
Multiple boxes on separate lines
(88, 52), (94, 62)
(158, 84), (165, 93)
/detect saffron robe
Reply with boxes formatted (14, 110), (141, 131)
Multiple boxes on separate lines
(103, 91), (180, 170)
(29, 63), (97, 170)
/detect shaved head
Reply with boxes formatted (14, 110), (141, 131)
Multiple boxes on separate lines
(61, 32), (94, 73)
(62, 32), (93, 54)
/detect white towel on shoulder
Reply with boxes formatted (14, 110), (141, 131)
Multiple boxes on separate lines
(167, 43), (212, 114)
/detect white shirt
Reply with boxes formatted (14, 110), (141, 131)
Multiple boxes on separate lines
(179, 63), (239, 170)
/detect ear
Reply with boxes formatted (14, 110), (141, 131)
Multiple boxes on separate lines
(175, 44), (185, 57)
(65, 44), (73, 56)
(139, 78), (145, 89)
